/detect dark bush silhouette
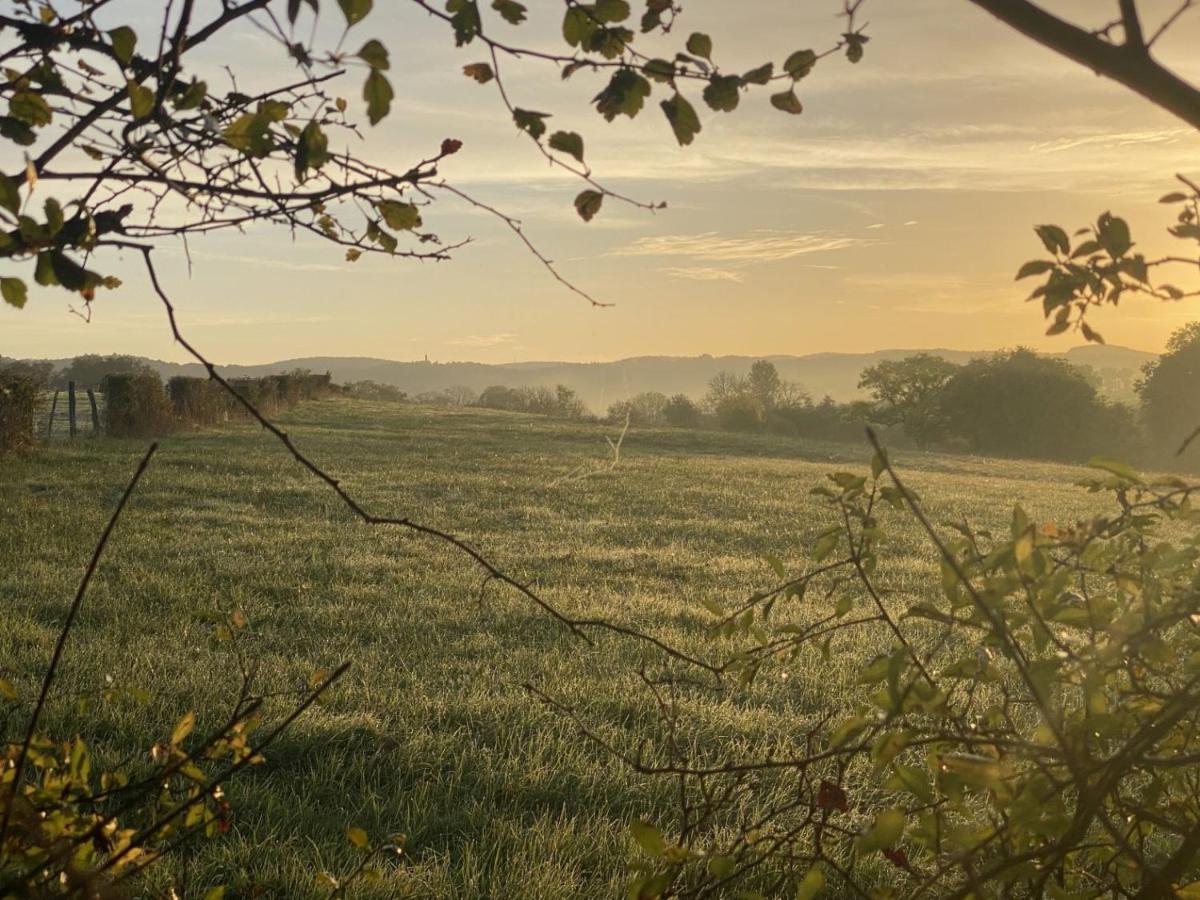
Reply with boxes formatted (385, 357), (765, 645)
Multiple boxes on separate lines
(102, 372), (174, 438)
(0, 367), (40, 454)
(937, 348), (1122, 460)
(663, 394), (702, 429)
(1137, 322), (1200, 458)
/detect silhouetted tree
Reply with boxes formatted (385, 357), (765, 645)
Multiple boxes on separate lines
(859, 353), (960, 448)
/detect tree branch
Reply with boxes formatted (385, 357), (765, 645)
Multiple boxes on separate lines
(967, 0), (1200, 130)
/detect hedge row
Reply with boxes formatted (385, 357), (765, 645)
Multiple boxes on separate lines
(103, 371), (337, 437)
(0, 370), (40, 454)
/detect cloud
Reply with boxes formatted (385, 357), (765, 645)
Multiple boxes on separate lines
(447, 333), (519, 348)
(612, 231), (870, 263)
(1028, 129), (1190, 154)
(173, 248), (349, 273)
(661, 267), (744, 283)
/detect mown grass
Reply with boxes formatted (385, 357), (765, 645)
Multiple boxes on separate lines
(0, 399), (1111, 897)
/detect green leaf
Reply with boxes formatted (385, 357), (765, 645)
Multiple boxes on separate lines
(741, 62), (774, 85)
(463, 62), (494, 83)
(704, 855), (733, 878)
(108, 26), (137, 65)
(630, 819), (665, 857)
(783, 49), (816, 79)
(594, 0), (631, 22)
(857, 808), (905, 853)
(9, 91), (52, 127)
(1034, 224), (1070, 256)
(574, 189), (603, 223)
(447, 0), (481, 44)
(1087, 456), (1142, 484)
(643, 58), (676, 83)
(770, 89), (803, 115)
(548, 130), (584, 163)
(171, 711), (196, 746)
(686, 32), (713, 60)
(513, 108), (550, 140)
(844, 32), (868, 63)
(796, 865), (825, 900)
(376, 200), (422, 231)
(358, 39), (389, 70)
(1015, 259), (1054, 279)
(127, 81), (155, 119)
(295, 121), (330, 179)
(702, 75), (741, 113)
(0, 678), (16, 700)
(1, 277), (27, 309)
(363, 69), (393, 125)
(337, 0), (373, 26)
(562, 7), (593, 46)
(48, 252), (97, 292)
(0, 116), (36, 146)
(202, 888), (225, 900)
(593, 69), (650, 121)
(0, 174), (20, 216)
(661, 93), (701, 146)
(491, 0), (527, 24)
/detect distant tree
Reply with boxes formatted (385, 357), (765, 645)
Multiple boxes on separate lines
(662, 394), (703, 429)
(1137, 322), (1200, 456)
(775, 380), (811, 411)
(478, 385), (522, 412)
(608, 391), (668, 427)
(345, 380), (407, 402)
(416, 384), (479, 406)
(59, 354), (155, 389)
(939, 348), (1113, 460)
(0, 359), (54, 388)
(703, 371), (748, 413)
(858, 353), (960, 448)
(747, 360), (783, 410)
(715, 395), (765, 433)
(554, 384), (588, 419)
(446, 385), (480, 407)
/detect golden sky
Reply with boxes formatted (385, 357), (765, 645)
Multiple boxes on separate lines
(4, 0), (1200, 363)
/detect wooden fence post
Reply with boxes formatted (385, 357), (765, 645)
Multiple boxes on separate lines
(68, 381), (77, 438)
(46, 390), (60, 438)
(87, 389), (101, 435)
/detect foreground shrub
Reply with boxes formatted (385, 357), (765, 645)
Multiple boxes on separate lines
(610, 449), (1200, 898)
(0, 368), (39, 454)
(102, 373), (173, 438)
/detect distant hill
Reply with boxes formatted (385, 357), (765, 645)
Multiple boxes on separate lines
(4, 345), (1157, 412)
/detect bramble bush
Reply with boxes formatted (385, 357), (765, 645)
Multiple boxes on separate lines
(608, 446), (1200, 898)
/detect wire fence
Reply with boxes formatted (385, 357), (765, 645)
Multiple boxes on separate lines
(37, 384), (106, 439)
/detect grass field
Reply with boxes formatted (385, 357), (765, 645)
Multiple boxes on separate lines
(0, 399), (1113, 898)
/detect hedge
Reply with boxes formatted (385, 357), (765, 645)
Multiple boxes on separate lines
(0, 370), (39, 454)
(102, 372), (174, 437)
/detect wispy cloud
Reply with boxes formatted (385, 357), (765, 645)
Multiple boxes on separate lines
(175, 249), (349, 273)
(1028, 129), (1190, 154)
(447, 333), (519, 348)
(612, 231), (870, 263)
(661, 266), (744, 283)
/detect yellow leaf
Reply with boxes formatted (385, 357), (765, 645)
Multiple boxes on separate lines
(171, 711), (196, 746)
(347, 826), (369, 849)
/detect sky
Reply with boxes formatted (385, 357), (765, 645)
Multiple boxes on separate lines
(3, 0), (1200, 364)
